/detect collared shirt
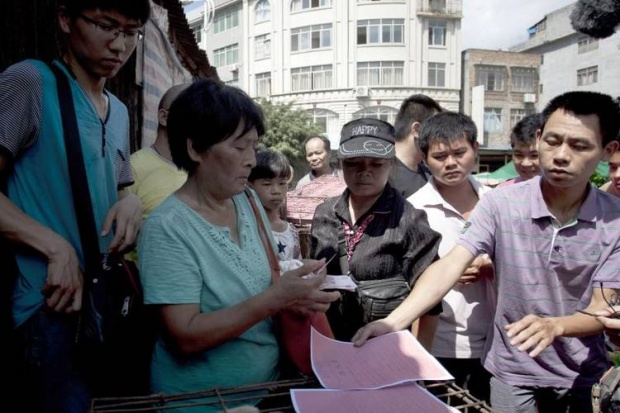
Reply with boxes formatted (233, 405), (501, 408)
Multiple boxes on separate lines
(295, 166), (342, 190)
(310, 183), (442, 340)
(458, 176), (620, 388)
(409, 176), (494, 358)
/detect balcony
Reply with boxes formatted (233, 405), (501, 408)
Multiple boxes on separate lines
(417, 0), (462, 19)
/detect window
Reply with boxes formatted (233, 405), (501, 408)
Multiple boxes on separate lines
(291, 0), (331, 12)
(353, 106), (398, 124)
(428, 20), (446, 46)
(291, 24), (332, 52)
(213, 44), (239, 67)
(291, 65), (333, 91)
(255, 0), (271, 23)
(577, 66), (598, 86)
(255, 34), (271, 60)
(429, 0), (446, 11)
(476, 65), (505, 91)
(213, 5), (239, 34)
(357, 61), (404, 86)
(483, 108), (502, 133)
(539, 83), (543, 94)
(428, 62), (446, 87)
(191, 23), (202, 43)
(307, 108), (338, 134)
(357, 19), (404, 44)
(529, 18), (546, 37)
(577, 36), (598, 54)
(225, 71), (239, 87)
(511, 67), (537, 93)
(510, 109), (526, 127)
(255, 72), (271, 97)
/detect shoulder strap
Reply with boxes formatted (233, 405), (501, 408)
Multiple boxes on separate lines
(48, 63), (100, 278)
(245, 189), (281, 282)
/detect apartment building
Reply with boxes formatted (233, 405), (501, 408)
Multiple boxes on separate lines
(511, 2), (620, 108)
(185, 0), (463, 145)
(461, 49), (540, 149)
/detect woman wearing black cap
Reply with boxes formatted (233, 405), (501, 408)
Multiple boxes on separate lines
(309, 117), (442, 344)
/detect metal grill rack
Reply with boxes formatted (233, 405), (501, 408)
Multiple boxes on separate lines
(90, 377), (495, 413)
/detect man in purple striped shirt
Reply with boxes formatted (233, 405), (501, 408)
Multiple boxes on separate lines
(354, 91), (620, 413)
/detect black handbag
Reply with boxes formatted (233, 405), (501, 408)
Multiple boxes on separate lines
(338, 220), (411, 324)
(50, 62), (151, 395)
(353, 275), (411, 324)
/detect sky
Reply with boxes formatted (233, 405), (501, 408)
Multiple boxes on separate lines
(461, 0), (577, 51)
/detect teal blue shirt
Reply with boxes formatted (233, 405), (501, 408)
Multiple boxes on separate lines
(0, 60), (132, 327)
(138, 193), (279, 410)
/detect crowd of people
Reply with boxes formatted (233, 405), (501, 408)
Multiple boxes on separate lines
(1, 1), (620, 413)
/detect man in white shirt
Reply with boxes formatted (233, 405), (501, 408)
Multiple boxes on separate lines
(408, 111), (494, 402)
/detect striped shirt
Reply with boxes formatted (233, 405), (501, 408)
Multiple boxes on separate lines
(458, 176), (620, 388)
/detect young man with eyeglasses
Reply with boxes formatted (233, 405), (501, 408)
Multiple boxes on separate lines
(0, 1), (150, 411)
(355, 91), (620, 413)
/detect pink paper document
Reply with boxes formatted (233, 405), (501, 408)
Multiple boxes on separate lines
(311, 327), (453, 390)
(291, 383), (459, 413)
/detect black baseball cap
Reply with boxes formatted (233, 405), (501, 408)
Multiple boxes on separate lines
(338, 118), (395, 159)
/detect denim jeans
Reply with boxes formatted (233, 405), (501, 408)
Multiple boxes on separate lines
(18, 310), (91, 413)
(490, 375), (593, 413)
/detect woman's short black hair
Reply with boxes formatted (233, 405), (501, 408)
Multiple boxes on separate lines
(58, 0), (151, 24)
(248, 149), (292, 182)
(167, 78), (265, 175)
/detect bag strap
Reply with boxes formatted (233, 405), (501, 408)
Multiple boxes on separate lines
(338, 222), (350, 275)
(245, 189), (281, 282)
(48, 62), (100, 279)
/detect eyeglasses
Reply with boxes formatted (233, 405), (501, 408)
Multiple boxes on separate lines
(600, 282), (620, 319)
(78, 13), (144, 42)
(578, 282), (620, 319)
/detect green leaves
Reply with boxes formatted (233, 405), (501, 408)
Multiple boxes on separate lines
(257, 98), (322, 160)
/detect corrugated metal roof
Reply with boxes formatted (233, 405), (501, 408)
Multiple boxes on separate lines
(157, 0), (218, 79)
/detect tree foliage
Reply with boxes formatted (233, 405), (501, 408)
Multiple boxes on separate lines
(257, 98), (322, 160)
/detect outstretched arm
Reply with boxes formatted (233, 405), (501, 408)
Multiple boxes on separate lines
(353, 245), (475, 346)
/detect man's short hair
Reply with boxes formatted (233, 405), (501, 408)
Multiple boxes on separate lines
(418, 112), (477, 157)
(158, 84), (190, 111)
(394, 94), (443, 142)
(510, 113), (542, 148)
(248, 149), (292, 182)
(167, 78), (265, 174)
(541, 91), (620, 147)
(302, 135), (331, 154)
(58, 0), (151, 24)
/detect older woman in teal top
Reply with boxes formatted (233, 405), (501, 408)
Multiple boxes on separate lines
(138, 79), (339, 411)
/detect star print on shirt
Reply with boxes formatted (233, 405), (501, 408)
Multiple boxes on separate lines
(277, 240), (286, 254)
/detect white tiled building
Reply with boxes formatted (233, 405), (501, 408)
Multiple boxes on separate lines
(511, 2), (620, 108)
(185, 0), (463, 145)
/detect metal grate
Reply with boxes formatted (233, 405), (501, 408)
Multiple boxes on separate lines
(90, 377), (495, 413)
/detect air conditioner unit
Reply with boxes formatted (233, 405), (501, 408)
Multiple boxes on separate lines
(355, 86), (369, 98)
(523, 93), (536, 103)
(229, 63), (239, 72)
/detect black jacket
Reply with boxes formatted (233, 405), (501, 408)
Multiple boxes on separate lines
(310, 183), (442, 340)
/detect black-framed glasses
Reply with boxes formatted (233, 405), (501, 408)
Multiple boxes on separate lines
(600, 282), (620, 319)
(579, 282), (620, 319)
(78, 13), (144, 42)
